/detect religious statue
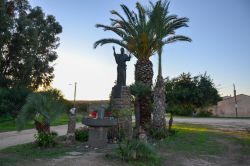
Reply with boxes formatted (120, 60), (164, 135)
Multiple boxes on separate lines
(113, 46), (131, 86)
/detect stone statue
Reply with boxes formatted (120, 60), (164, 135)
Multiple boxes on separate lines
(113, 46), (131, 87)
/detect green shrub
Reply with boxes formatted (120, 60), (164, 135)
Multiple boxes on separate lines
(0, 87), (31, 117)
(167, 104), (194, 116)
(149, 128), (169, 140)
(34, 131), (58, 148)
(196, 110), (213, 117)
(75, 127), (88, 142)
(117, 139), (161, 165)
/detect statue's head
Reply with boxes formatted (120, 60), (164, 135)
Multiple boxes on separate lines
(120, 47), (124, 54)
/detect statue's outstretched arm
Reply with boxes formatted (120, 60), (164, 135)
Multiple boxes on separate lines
(126, 54), (131, 61)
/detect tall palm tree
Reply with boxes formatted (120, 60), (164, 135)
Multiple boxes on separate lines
(149, 0), (191, 129)
(94, 2), (160, 129)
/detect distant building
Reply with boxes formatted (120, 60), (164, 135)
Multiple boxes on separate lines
(212, 94), (250, 117)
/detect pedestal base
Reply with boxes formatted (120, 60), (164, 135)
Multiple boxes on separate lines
(110, 86), (133, 139)
(88, 127), (108, 148)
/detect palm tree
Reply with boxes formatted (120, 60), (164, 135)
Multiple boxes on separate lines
(149, 0), (191, 129)
(16, 89), (66, 133)
(94, 2), (160, 129)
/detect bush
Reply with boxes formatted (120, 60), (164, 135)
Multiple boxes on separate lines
(0, 87), (31, 117)
(75, 127), (88, 142)
(196, 110), (213, 117)
(148, 128), (169, 140)
(34, 131), (58, 148)
(167, 104), (194, 116)
(117, 139), (161, 165)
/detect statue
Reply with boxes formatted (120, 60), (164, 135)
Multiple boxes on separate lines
(113, 46), (131, 86)
(112, 46), (131, 98)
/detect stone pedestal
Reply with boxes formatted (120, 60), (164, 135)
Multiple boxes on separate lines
(110, 86), (133, 139)
(82, 118), (117, 148)
(88, 127), (108, 148)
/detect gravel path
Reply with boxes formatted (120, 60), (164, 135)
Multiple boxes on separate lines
(0, 124), (82, 150)
(0, 118), (249, 150)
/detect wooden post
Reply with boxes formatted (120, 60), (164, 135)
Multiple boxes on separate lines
(233, 84), (238, 118)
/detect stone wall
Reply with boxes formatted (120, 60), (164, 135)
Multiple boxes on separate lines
(213, 94), (250, 117)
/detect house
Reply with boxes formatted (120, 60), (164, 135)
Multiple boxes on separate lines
(213, 94), (250, 117)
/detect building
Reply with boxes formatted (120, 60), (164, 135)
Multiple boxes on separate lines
(213, 94), (250, 117)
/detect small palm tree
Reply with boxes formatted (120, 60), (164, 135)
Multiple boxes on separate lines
(149, 0), (191, 129)
(16, 89), (66, 133)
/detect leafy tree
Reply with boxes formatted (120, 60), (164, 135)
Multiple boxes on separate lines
(165, 73), (221, 116)
(149, 0), (191, 129)
(0, 0), (62, 90)
(16, 89), (66, 133)
(0, 87), (31, 117)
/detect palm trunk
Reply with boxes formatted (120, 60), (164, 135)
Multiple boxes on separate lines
(153, 48), (166, 129)
(135, 59), (153, 130)
(34, 119), (50, 134)
(153, 75), (166, 129)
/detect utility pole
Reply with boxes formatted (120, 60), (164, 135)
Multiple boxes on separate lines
(73, 82), (77, 108)
(67, 82), (77, 144)
(233, 83), (238, 118)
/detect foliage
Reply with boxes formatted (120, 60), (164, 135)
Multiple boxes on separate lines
(16, 89), (66, 131)
(117, 139), (161, 165)
(0, 0), (62, 90)
(34, 131), (58, 148)
(0, 87), (31, 117)
(129, 82), (151, 98)
(148, 127), (169, 140)
(167, 104), (194, 116)
(75, 127), (89, 142)
(196, 109), (213, 117)
(112, 108), (134, 118)
(149, 0), (191, 77)
(165, 72), (221, 116)
(94, 2), (157, 59)
(94, 1), (190, 61)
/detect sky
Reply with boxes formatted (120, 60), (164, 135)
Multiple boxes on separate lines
(29, 0), (250, 100)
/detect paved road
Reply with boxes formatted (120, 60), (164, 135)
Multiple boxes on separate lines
(0, 124), (82, 150)
(173, 117), (250, 132)
(0, 118), (249, 150)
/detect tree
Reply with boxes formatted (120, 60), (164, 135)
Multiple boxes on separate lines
(16, 89), (66, 133)
(165, 73), (221, 116)
(0, 87), (31, 117)
(149, 0), (191, 129)
(0, 0), (62, 90)
(94, 2), (162, 129)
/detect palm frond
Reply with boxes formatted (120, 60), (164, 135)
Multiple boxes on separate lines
(163, 35), (192, 44)
(93, 38), (127, 49)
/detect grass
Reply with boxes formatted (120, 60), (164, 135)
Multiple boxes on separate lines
(0, 113), (85, 133)
(107, 123), (250, 166)
(158, 124), (250, 165)
(0, 141), (82, 166)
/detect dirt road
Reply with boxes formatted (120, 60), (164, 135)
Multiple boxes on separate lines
(173, 117), (250, 132)
(0, 124), (82, 150)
